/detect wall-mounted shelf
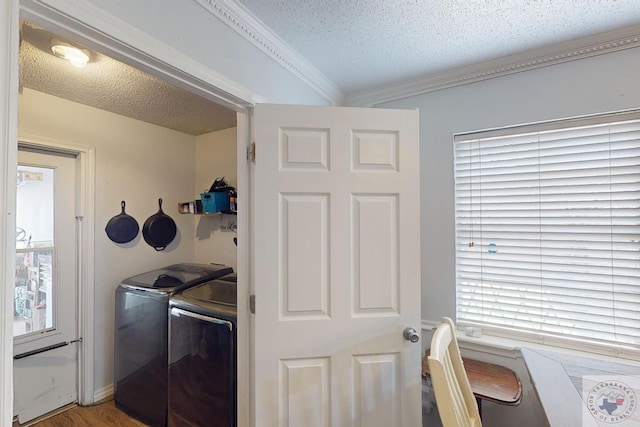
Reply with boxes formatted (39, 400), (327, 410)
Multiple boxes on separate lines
(197, 210), (237, 216)
(180, 184), (237, 215)
(178, 201), (237, 215)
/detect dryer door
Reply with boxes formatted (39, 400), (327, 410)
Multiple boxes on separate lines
(168, 307), (236, 427)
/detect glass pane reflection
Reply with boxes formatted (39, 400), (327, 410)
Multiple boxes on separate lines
(14, 250), (54, 336)
(15, 165), (55, 338)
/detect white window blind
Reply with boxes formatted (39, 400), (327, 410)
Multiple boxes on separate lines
(454, 112), (640, 353)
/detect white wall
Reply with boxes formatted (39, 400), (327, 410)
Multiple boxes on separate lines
(380, 47), (640, 426)
(380, 45), (640, 333)
(18, 88), (198, 394)
(193, 127), (238, 270)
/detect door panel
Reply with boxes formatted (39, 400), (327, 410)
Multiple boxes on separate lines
(353, 194), (398, 315)
(280, 193), (329, 319)
(253, 104), (421, 426)
(14, 149), (78, 424)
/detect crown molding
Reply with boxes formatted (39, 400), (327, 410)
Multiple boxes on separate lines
(347, 24), (640, 107)
(195, 0), (345, 106)
(192, 1), (640, 109)
(195, 0), (640, 107)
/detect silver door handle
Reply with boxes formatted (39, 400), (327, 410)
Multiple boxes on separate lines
(403, 327), (419, 343)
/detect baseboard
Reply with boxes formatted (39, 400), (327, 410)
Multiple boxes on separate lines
(93, 384), (114, 404)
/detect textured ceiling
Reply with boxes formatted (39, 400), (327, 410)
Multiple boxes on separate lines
(19, 2), (640, 118)
(238, 0), (640, 94)
(19, 22), (237, 136)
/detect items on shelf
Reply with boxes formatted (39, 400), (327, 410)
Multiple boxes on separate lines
(201, 191), (229, 213)
(179, 176), (237, 215)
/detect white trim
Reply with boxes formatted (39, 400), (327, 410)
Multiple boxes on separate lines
(23, 1), (640, 111)
(19, 0), (264, 110)
(92, 384), (113, 404)
(421, 319), (518, 359)
(194, 0), (345, 106)
(422, 319), (640, 363)
(247, 110), (256, 427)
(347, 24), (640, 107)
(457, 335), (521, 359)
(423, 320), (526, 359)
(165, 0), (640, 109)
(1, 1), (20, 425)
(17, 135), (96, 406)
(76, 148), (95, 406)
(235, 111), (251, 427)
(421, 319), (439, 333)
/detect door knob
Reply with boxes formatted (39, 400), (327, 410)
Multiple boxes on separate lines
(403, 327), (419, 343)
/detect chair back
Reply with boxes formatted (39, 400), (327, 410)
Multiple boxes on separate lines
(428, 317), (482, 427)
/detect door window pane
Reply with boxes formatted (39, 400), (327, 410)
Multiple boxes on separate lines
(15, 166), (55, 337)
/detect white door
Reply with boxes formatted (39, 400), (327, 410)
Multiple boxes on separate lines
(13, 149), (79, 424)
(253, 104), (422, 426)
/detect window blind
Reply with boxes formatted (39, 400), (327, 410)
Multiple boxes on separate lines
(454, 113), (640, 353)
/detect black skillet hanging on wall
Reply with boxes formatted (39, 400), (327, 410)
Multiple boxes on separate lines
(142, 198), (177, 251)
(105, 201), (139, 244)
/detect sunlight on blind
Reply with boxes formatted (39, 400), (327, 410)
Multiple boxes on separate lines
(454, 113), (640, 352)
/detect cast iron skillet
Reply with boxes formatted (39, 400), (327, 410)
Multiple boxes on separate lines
(105, 201), (139, 244)
(142, 198), (177, 251)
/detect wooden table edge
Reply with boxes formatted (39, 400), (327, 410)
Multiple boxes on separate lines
(422, 352), (523, 407)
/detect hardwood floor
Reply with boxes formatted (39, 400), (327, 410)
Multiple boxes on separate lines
(27, 400), (149, 427)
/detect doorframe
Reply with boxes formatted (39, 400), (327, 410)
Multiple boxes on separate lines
(1, 2), (21, 424)
(2, 0), (259, 425)
(17, 135), (96, 408)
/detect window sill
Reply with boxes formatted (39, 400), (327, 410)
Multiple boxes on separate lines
(421, 319), (640, 366)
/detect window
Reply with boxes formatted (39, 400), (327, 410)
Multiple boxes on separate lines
(454, 111), (640, 356)
(15, 165), (55, 337)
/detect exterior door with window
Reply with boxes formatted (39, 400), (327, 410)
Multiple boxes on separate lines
(13, 149), (79, 424)
(253, 104), (422, 426)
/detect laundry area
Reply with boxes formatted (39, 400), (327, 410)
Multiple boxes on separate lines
(101, 129), (241, 427)
(114, 263), (236, 427)
(16, 18), (243, 426)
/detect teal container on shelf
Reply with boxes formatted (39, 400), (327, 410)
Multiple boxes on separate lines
(200, 191), (230, 213)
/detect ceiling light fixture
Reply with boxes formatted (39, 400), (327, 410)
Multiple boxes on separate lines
(50, 39), (90, 68)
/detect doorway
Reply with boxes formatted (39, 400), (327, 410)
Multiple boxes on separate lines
(13, 148), (79, 424)
(3, 4), (252, 426)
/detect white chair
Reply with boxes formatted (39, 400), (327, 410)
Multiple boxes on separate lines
(428, 317), (482, 427)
